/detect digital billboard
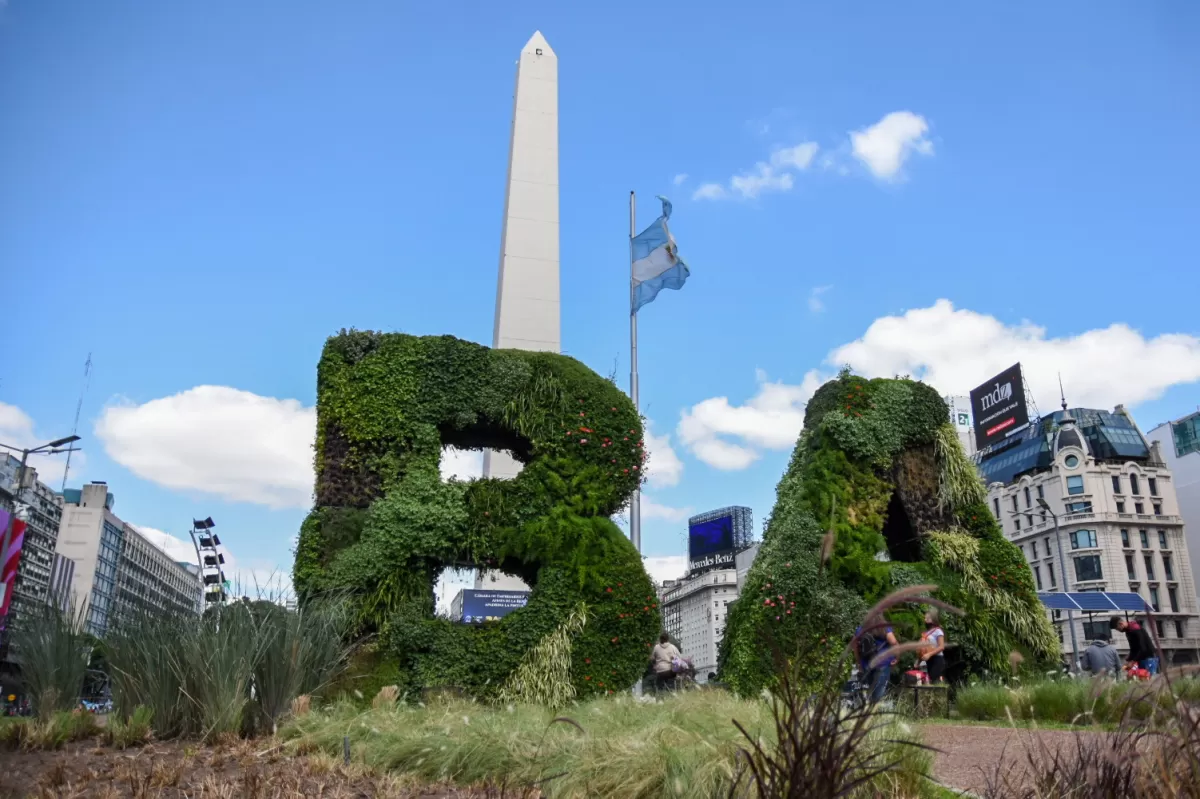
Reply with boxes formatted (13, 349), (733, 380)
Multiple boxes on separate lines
(688, 514), (735, 574)
(969, 363), (1030, 450)
(456, 589), (529, 624)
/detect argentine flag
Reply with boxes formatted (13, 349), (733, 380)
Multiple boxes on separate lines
(631, 196), (690, 314)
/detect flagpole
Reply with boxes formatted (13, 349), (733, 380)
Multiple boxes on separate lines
(629, 190), (641, 555)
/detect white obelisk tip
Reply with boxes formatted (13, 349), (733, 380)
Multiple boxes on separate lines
(524, 30), (554, 55)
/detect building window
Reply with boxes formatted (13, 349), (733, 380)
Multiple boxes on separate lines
(1047, 562), (1057, 588)
(1164, 555), (1174, 582)
(1066, 476), (1084, 495)
(1083, 620), (1110, 640)
(1169, 586), (1179, 613)
(1126, 554), (1136, 580)
(1069, 530), (1097, 549)
(1130, 474), (1140, 495)
(1135, 502), (1145, 514)
(1159, 530), (1169, 549)
(1033, 565), (1043, 590)
(1144, 555), (1156, 581)
(1176, 620), (1186, 639)
(1065, 501), (1093, 513)
(1032, 541), (1039, 559)
(1153, 503), (1162, 516)
(1149, 586), (1160, 611)
(1149, 477), (1158, 496)
(1012, 496), (1019, 513)
(1074, 555), (1103, 582)
(1014, 516), (1021, 531)
(1157, 620), (1166, 639)
(1037, 485), (1044, 500)
(993, 498), (1000, 518)
(1140, 530), (1150, 548)
(1044, 537), (1051, 556)
(1111, 475), (1122, 494)
(1116, 501), (1126, 513)
(1026, 514), (1033, 527)
(1065, 454), (1080, 468)
(1024, 487), (1032, 507)
(1121, 529), (1130, 548)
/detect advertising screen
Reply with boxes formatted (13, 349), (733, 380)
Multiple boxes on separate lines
(969, 363), (1031, 450)
(688, 515), (735, 574)
(459, 589), (530, 624)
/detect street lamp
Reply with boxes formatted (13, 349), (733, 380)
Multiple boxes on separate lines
(1036, 498), (1082, 673)
(0, 436), (82, 617)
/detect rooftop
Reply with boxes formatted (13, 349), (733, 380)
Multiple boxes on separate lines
(977, 407), (1150, 486)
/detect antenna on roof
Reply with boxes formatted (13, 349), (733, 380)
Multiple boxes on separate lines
(1058, 373), (1068, 412)
(61, 353), (93, 492)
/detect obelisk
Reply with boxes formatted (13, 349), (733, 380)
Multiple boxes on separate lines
(477, 32), (559, 591)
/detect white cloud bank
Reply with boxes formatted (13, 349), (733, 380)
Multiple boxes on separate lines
(678, 299), (1200, 469)
(693, 141), (819, 201)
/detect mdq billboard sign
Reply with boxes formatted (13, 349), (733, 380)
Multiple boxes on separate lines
(969, 363), (1030, 450)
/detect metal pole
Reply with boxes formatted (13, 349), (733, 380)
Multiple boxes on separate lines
(1049, 512), (1081, 672)
(629, 191), (641, 555)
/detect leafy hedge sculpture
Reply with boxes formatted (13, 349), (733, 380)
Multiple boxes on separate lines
(719, 370), (1058, 696)
(293, 331), (660, 700)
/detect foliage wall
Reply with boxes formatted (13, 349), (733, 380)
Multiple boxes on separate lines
(719, 370), (1058, 695)
(294, 331), (660, 700)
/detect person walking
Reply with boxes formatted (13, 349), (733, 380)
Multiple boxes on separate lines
(1110, 616), (1158, 675)
(854, 621), (899, 703)
(1080, 635), (1121, 676)
(919, 610), (947, 683)
(650, 632), (683, 693)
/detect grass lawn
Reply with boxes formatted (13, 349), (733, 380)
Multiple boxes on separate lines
(281, 690), (943, 798)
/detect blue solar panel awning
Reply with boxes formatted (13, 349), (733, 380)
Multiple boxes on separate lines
(1036, 592), (1151, 613)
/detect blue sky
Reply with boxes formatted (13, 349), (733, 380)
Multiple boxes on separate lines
(3, 1), (1199, 594)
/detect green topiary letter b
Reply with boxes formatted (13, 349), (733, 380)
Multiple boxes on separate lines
(293, 331), (660, 699)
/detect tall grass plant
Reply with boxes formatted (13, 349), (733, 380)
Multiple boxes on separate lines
(8, 600), (93, 716)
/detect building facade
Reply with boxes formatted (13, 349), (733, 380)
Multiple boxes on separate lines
(0, 458), (65, 630)
(979, 407), (1200, 664)
(1145, 411), (1200, 599)
(57, 482), (200, 636)
(659, 568), (741, 680)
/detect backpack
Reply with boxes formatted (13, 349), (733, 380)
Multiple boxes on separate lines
(858, 632), (881, 666)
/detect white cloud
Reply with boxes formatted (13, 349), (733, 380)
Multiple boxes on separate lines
(673, 173), (689, 186)
(692, 141), (819, 201)
(770, 142), (820, 171)
(677, 300), (1200, 469)
(643, 423), (683, 488)
(95, 387), (490, 510)
(730, 162), (794, 199)
(641, 496), (692, 522)
(678, 370), (824, 470)
(643, 555), (687, 585)
(850, 111), (933, 181)
(0, 402), (86, 489)
(829, 299), (1200, 409)
(808, 285), (833, 313)
(132, 525), (198, 565)
(96, 386), (316, 510)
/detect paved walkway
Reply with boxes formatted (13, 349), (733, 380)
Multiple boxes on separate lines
(920, 724), (1097, 795)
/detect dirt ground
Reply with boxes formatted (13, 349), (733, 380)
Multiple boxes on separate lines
(920, 724), (1101, 795)
(0, 740), (499, 799)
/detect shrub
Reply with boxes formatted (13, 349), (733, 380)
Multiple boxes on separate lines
(294, 332), (659, 700)
(106, 705), (153, 749)
(9, 601), (93, 717)
(721, 371), (1057, 696)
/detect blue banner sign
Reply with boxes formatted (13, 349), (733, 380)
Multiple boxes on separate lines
(458, 589), (530, 624)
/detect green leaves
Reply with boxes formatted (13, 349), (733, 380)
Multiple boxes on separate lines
(297, 332), (658, 702)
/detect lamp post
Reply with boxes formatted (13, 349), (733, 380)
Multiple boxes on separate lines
(1036, 498), (1081, 673)
(0, 436), (81, 623)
